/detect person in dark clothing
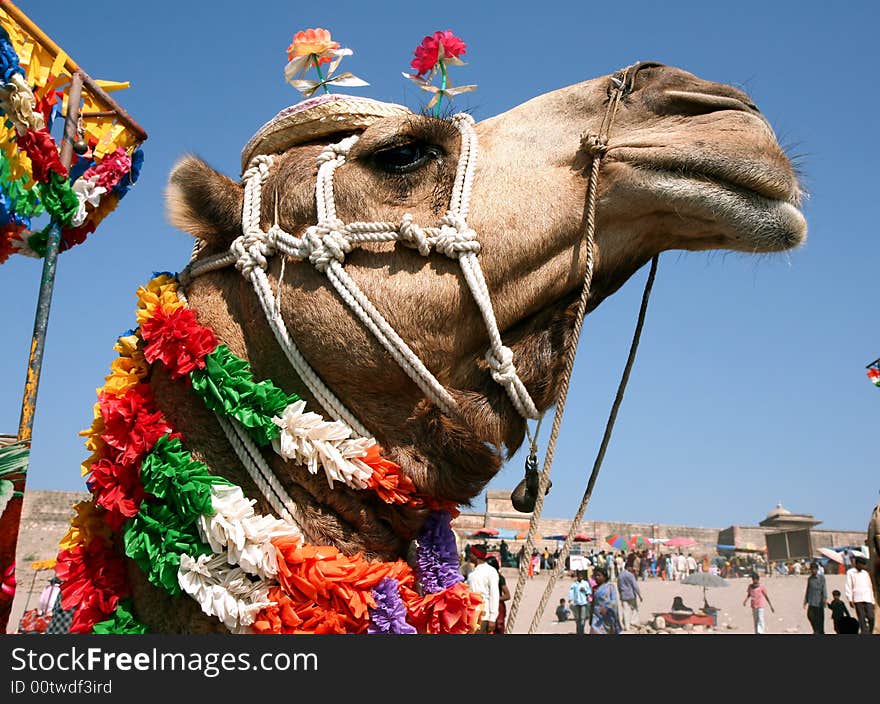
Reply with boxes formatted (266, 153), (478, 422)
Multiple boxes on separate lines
(804, 562), (827, 634)
(827, 589), (852, 634)
(670, 596), (694, 614)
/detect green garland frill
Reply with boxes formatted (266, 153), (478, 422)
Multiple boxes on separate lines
(0, 150), (43, 219)
(190, 344), (298, 446)
(91, 599), (148, 634)
(37, 170), (79, 226)
(122, 434), (230, 595)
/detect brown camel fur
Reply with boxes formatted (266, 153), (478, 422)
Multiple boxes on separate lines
(126, 63), (805, 632)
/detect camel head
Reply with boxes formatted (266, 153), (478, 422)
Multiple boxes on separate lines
(165, 62), (805, 560)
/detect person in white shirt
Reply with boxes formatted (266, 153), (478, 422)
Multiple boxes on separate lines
(845, 554), (876, 635)
(676, 552), (687, 579)
(466, 545), (500, 633)
(686, 554), (697, 576)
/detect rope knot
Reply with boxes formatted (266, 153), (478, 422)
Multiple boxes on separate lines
(581, 133), (609, 157)
(436, 212), (481, 258)
(316, 135), (359, 166)
(399, 214), (431, 256)
(302, 221), (351, 272)
(231, 230), (272, 277)
(485, 346), (518, 385)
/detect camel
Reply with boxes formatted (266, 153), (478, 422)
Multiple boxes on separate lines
(57, 62), (806, 633)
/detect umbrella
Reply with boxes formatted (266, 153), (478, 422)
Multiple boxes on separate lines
(469, 528), (499, 538)
(628, 535), (651, 549)
(818, 547), (844, 565)
(543, 532), (594, 542)
(680, 572), (730, 610)
(515, 529), (541, 540)
(666, 536), (697, 548)
(605, 534), (629, 550)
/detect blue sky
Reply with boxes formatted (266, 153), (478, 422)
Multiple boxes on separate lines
(1, 0), (877, 533)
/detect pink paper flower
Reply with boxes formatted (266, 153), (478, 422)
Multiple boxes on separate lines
(410, 30), (467, 76)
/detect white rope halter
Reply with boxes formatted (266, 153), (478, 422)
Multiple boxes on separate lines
(184, 112), (540, 439)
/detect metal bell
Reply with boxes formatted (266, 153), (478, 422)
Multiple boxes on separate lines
(510, 450), (551, 513)
(72, 139), (88, 155)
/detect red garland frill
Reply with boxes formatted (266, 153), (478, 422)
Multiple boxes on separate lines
(97, 384), (176, 468)
(55, 536), (131, 634)
(82, 148), (132, 191)
(141, 306), (218, 380)
(16, 128), (66, 183)
(87, 457), (147, 531)
(0, 223), (22, 264)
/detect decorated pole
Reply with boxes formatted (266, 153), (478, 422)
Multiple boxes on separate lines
(17, 69), (81, 441)
(0, 0), (147, 633)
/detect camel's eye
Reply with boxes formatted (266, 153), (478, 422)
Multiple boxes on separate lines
(371, 141), (441, 174)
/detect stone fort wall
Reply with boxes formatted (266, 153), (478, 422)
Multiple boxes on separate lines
(451, 490), (867, 554)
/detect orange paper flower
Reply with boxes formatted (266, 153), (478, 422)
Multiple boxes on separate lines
(402, 581), (483, 634)
(252, 535), (415, 633)
(362, 445), (421, 506)
(287, 28), (339, 64)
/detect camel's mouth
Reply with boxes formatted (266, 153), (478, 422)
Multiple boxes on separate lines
(277, 459), (424, 562)
(604, 154), (807, 253)
(608, 136), (807, 252)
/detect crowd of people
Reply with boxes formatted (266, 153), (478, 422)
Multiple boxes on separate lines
(461, 541), (877, 635)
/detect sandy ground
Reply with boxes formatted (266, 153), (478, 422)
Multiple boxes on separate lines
(501, 568), (860, 635)
(8, 566), (865, 635)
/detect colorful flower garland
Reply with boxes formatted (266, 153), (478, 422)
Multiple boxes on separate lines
(54, 274), (481, 634)
(0, 25), (144, 263)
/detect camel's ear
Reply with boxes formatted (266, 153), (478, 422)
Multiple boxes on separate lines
(165, 155), (242, 243)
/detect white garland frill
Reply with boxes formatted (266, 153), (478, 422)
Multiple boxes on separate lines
(197, 484), (301, 580)
(71, 176), (107, 227)
(271, 400), (375, 489)
(178, 552), (274, 632)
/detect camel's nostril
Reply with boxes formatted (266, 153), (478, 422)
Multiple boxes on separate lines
(663, 89), (760, 117)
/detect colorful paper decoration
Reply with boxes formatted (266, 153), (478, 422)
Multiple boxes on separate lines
(0, 9), (144, 263)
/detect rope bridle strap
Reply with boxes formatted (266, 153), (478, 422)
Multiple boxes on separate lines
(184, 112), (541, 443)
(505, 63), (661, 634)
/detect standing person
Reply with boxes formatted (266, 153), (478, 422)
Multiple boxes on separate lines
(568, 571), (592, 635)
(530, 550), (541, 577)
(590, 567), (621, 634)
(666, 553), (675, 581)
(827, 590), (852, 634)
(686, 553), (697, 576)
(743, 573), (775, 634)
(804, 562), (827, 634)
(466, 546), (499, 634)
(617, 562), (643, 631)
(486, 556), (510, 634)
(677, 552), (688, 579)
(845, 554), (876, 635)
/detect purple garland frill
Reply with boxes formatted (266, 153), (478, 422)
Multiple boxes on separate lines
(415, 510), (463, 594)
(368, 578), (417, 634)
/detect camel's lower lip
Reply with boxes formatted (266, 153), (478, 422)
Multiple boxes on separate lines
(619, 165), (807, 252)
